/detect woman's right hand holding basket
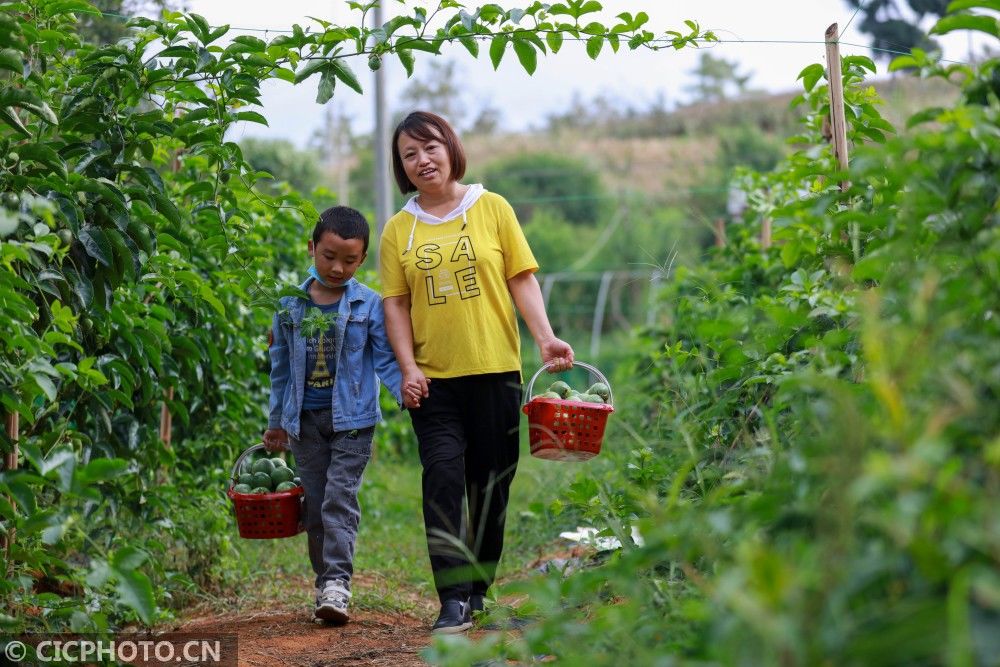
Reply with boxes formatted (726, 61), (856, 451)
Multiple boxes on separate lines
(539, 335), (574, 373)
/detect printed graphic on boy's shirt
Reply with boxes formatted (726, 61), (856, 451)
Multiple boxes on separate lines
(306, 325), (338, 389)
(414, 234), (480, 307)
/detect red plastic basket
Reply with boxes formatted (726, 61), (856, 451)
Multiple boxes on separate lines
(226, 444), (304, 539)
(522, 361), (614, 461)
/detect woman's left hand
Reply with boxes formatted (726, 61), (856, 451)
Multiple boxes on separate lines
(540, 336), (574, 373)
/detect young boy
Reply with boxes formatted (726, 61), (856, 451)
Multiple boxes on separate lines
(264, 206), (404, 624)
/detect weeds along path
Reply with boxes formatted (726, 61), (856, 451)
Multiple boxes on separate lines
(172, 573), (437, 667)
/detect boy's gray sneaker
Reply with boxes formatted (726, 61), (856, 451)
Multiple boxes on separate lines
(315, 580), (351, 624)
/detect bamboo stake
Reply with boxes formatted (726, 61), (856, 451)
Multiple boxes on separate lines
(761, 218), (773, 250)
(160, 387), (174, 447)
(825, 23), (860, 259)
(1, 411), (19, 561)
(714, 218), (726, 249)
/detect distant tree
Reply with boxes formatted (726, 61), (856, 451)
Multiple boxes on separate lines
(844, 0), (948, 60)
(467, 104), (502, 136)
(481, 153), (608, 226)
(397, 60), (467, 129)
(239, 138), (322, 195)
(78, 0), (178, 45)
(685, 53), (752, 104)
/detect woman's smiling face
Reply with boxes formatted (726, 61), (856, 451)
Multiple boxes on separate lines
(397, 130), (453, 193)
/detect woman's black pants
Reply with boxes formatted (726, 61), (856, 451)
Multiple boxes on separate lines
(408, 371), (522, 604)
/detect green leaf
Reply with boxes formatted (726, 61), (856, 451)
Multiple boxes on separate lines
(906, 106), (945, 128)
(0, 106), (29, 137)
(490, 35), (508, 69)
(405, 38), (441, 54)
(0, 48), (22, 74)
(0, 87), (58, 124)
(946, 0), (1000, 10)
(316, 69), (336, 104)
(397, 48), (415, 76)
(843, 54), (876, 73)
(44, 0), (101, 18)
(79, 226), (112, 266)
(294, 57), (327, 84)
(235, 110), (268, 126)
(199, 283), (226, 316)
(152, 193), (182, 226)
(797, 63), (825, 91)
(156, 45), (197, 59)
(930, 13), (999, 37)
(330, 59), (363, 94)
(41, 447), (75, 492)
(112, 546), (149, 571)
(546, 31), (563, 53)
(458, 36), (478, 58)
(586, 35), (603, 59)
(512, 39), (537, 75)
(114, 567), (155, 625)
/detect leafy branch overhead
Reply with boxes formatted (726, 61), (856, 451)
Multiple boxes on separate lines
(132, 1), (715, 105)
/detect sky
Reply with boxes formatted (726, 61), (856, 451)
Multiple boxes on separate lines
(178, 0), (984, 147)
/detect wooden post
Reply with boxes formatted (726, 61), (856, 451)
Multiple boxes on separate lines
(1, 411), (19, 561)
(825, 23), (859, 259)
(760, 218), (773, 250)
(156, 388), (174, 484)
(159, 387), (174, 447)
(714, 218), (726, 248)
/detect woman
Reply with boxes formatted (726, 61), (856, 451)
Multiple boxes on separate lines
(379, 111), (573, 634)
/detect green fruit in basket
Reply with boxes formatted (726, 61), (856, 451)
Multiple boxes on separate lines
(270, 466), (295, 486)
(274, 481), (297, 492)
(587, 382), (610, 401)
(251, 458), (275, 475)
(232, 483), (252, 494)
(536, 391), (561, 399)
(238, 473), (253, 486)
(565, 394), (584, 402)
(250, 486), (271, 494)
(548, 380), (571, 398)
(270, 457), (288, 469)
(251, 471), (273, 489)
(579, 393), (604, 404)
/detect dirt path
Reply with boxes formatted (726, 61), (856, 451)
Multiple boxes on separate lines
(174, 574), (439, 667)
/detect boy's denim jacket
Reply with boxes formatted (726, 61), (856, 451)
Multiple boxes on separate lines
(268, 277), (403, 439)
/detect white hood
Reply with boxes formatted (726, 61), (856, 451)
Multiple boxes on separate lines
(400, 184), (486, 254)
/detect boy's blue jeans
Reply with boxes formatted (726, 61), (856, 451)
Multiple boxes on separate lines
(289, 409), (373, 591)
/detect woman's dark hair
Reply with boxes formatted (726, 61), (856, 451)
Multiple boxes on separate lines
(391, 111), (467, 194)
(313, 206), (369, 253)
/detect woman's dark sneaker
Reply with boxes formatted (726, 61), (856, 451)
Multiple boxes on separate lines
(468, 593), (485, 614)
(431, 599), (472, 634)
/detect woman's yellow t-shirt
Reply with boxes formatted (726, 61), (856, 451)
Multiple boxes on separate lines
(379, 192), (537, 379)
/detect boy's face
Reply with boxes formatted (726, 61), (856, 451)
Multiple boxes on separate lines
(309, 231), (366, 287)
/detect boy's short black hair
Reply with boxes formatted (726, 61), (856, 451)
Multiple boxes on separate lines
(313, 206), (370, 253)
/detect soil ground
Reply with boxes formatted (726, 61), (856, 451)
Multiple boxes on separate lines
(174, 573), (440, 667)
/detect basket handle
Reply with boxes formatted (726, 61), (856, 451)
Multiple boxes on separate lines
(523, 360), (613, 407)
(230, 443), (267, 483)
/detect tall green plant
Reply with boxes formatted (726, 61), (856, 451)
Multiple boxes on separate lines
(430, 3), (1000, 664)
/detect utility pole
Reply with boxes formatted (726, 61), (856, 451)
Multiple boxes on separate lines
(372, 1), (392, 257)
(324, 105), (351, 206)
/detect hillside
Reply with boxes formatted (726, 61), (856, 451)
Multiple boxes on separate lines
(461, 74), (957, 199)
